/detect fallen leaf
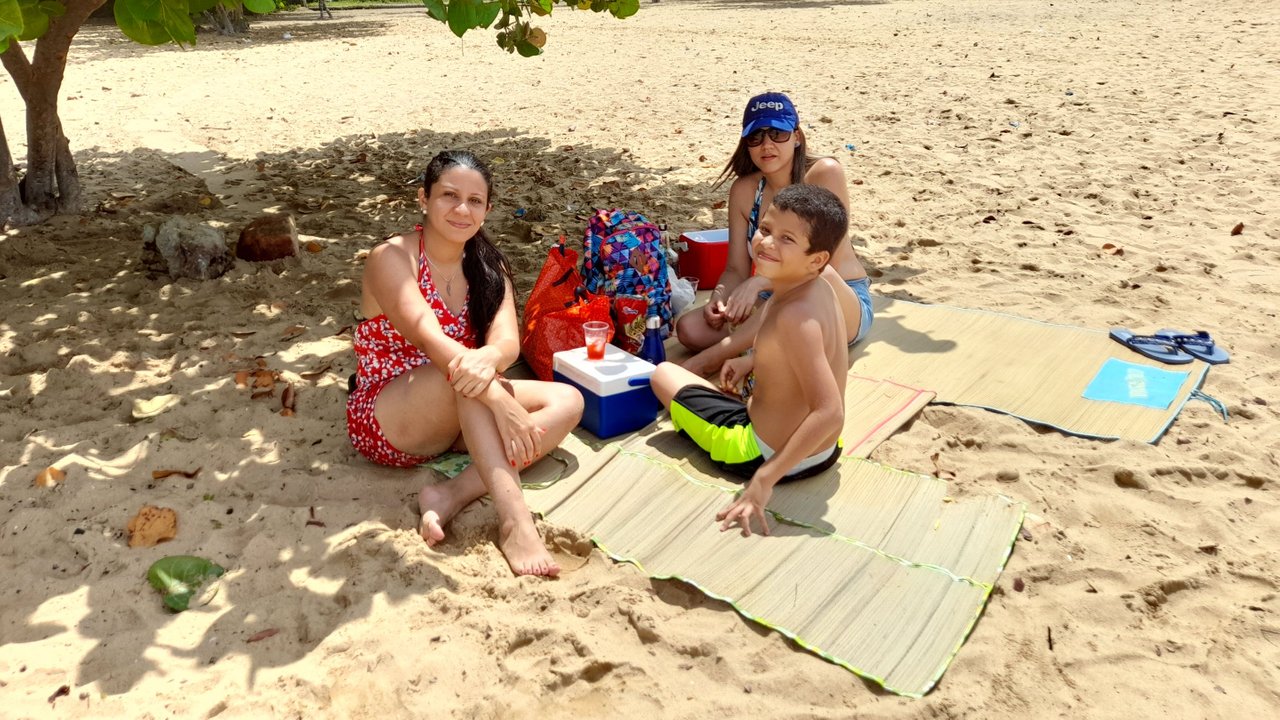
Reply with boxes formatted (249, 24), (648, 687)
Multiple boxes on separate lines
(332, 325), (353, 337)
(1230, 222), (1244, 236)
(711, 200), (727, 210)
(280, 325), (306, 341)
(234, 370), (251, 388)
(304, 240), (323, 253)
(698, 154), (707, 162)
(1013, 577), (1026, 592)
(48, 685), (70, 704)
(281, 384), (296, 415)
(127, 506), (178, 548)
(1101, 243), (1125, 256)
(34, 466), (66, 488)
(247, 628), (280, 643)
(299, 362), (332, 380)
(152, 467), (201, 480)
(253, 369), (277, 389)
(230, 330), (257, 338)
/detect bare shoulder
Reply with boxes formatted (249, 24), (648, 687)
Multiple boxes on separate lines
(775, 282), (839, 330)
(728, 172), (762, 213)
(804, 157), (847, 187)
(366, 233), (415, 273)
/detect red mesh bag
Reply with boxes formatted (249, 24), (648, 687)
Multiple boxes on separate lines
(521, 242), (613, 381)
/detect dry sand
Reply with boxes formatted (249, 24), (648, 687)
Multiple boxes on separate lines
(2, 0), (1278, 717)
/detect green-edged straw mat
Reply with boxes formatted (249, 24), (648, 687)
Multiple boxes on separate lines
(854, 297), (1210, 442)
(522, 431), (1023, 697)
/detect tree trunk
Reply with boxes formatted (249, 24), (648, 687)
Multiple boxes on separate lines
(0, 0), (105, 226)
(201, 6), (249, 36)
(0, 117), (41, 227)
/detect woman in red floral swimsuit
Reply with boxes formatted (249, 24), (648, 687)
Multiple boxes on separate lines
(347, 150), (583, 577)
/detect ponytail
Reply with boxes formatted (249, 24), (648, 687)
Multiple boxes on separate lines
(462, 228), (514, 346)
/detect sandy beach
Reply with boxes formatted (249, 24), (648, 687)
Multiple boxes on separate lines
(1, 0), (1278, 717)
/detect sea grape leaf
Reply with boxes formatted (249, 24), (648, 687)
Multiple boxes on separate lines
(147, 555), (225, 612)
(115, 0), (191, 46)
(0, 0), (25, 44)
(243, 0), (274, 15)
(610, 0), (637, 19)
(422, 0), (445, 21)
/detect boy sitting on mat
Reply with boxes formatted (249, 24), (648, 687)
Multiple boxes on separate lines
(650, 184), (849, 537)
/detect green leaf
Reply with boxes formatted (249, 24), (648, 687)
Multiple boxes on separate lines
(474, 0), (500, 28)
(422, 0), (445, 22)
(188, 0), (219, 12)
(445, 0), (477, 37)
(114, 0), (194, 46)
(242, 0), (273, 14)
(530, 0), (551, 15)
(0, 0), (25, 43)
(514, 36), (540, 57)
(147, 555), (225, 613)
(609, 0), (637, 19)
(17, 0), (63, 40)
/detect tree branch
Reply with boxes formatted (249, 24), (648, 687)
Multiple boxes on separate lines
(0, 42), (35, 102)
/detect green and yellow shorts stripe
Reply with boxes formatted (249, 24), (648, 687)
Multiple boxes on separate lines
(670, 386), (841, 482)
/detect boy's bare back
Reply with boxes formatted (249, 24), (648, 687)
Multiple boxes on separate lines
(748, 275), (848, 452)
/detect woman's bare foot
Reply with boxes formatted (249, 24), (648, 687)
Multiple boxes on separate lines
(498, 518), (560, 577)
(417, 484), (459, 546)
(417, 469), (489, 547)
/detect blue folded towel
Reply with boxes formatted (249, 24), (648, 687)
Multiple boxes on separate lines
(1082, 359), (1190, 410)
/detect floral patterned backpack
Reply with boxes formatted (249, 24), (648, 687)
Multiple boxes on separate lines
(580, 209), (672, 336)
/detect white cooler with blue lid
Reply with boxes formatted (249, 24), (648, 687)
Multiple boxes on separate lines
(552, 344), (660, 438)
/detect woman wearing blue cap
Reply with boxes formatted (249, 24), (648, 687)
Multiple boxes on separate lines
(676, 92), (872, 374)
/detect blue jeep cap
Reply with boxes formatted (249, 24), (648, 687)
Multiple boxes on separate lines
(741, 92), (798, 136)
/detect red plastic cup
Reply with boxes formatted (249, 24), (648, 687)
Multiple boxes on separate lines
(583, 321), (610, 360)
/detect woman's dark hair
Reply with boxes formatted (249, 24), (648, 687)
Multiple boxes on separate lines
(714, 126), (823, 189)
(421, 149), (514, 346)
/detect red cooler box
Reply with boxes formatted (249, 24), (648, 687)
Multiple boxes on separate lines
(677, 228), (729, 288)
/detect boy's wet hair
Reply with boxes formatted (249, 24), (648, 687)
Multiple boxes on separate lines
(770, 184), (848, 256)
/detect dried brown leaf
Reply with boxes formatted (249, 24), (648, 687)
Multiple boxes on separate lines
(304, 240), (323, 253)
(711, 200), (727, 210)
(152, 467), (201, 480)
(247, 628), (279, 643)
(253, 370), (277, 389)
(299, 362), (332, 380)
(234, 370), (251, 388)
(1230, 222), (1244, 236)
(230, 330), (256, 338)
(281, 384), (296, 413)
(34, 466), (66, 488)
(280, 325), (307, 341)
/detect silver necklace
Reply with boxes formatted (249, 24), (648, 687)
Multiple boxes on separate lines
(422, 249), (462, 296)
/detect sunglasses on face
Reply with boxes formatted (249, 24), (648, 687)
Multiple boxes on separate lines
(745, 128), (794, 147)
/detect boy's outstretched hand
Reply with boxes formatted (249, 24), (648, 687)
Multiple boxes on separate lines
(716, 481), (772, 537)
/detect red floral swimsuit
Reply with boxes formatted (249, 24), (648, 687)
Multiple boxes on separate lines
(346, 229), (474, 467)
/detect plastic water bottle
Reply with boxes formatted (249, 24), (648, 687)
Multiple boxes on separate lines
(639, 316), (666, 366)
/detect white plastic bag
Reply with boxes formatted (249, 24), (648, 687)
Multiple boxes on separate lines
(670, 276), (697, 317)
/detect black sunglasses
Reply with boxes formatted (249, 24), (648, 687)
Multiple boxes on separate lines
(745, 128), (794, 147)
